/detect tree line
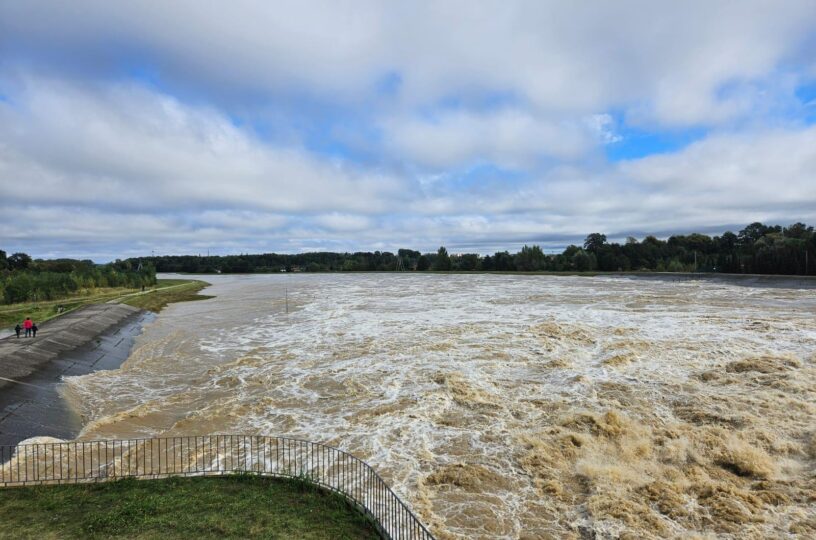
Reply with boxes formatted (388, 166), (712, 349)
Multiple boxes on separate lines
(0, 252), (157, 305)
(127, 221), (815, 276)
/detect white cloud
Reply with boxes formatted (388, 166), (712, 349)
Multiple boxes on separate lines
(0, 78), (407, 214)
(3, 0), (814, 127)
(619, 127), (816, 209)
(586, 114), (622, 145)
(381, 109), (595, 169)
(312, 213), (372, 232)
(1, 2), (815, 259)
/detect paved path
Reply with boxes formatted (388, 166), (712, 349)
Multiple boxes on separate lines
(0, 304), (143, 388)
(0, 304), (153, 447)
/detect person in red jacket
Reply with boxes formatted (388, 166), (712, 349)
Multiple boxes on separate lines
(23, 317), (33, 338)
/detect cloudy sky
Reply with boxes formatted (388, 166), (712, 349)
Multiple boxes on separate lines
(1, 1), (815, 261)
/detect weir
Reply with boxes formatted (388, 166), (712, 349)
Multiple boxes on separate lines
(0, 434), (435, 540)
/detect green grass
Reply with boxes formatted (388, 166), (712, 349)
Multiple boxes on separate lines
(119, 279), (213, 313)
(0, 475), (380, 540)
(0, 288), (134, 328)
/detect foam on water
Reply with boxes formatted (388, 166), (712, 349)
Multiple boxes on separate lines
(63, 274), (816, 538)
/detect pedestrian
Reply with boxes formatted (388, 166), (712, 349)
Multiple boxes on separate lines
(23, 317), (33, 337)
(31, 323), (38, 338)
(14, 323), (21, 338)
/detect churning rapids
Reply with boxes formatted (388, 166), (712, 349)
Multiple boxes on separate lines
(61, 274), (816, 539)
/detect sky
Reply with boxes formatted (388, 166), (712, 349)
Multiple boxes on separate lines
(1, 1), (816, 262)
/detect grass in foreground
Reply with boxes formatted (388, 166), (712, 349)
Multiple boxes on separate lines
(0, 475), (380, 540)
(119, 279), (213, 313)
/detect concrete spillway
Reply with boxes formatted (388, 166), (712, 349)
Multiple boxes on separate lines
(0, 304), (143, 388)
(0, 304), (153, 447)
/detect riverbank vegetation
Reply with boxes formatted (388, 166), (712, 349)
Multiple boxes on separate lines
(0, 254), (156, 305)
(0, 475), (379, 539)
(0, 279), (207, 327)
(121, 279), (213, 312)
(130, 221), (815, 276)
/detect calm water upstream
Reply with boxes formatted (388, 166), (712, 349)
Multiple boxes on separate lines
(60, 274), (816, 539)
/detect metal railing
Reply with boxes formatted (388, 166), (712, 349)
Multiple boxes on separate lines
(0, 435), (434, 540)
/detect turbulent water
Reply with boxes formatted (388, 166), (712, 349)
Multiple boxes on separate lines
(62, 274), (816, 539)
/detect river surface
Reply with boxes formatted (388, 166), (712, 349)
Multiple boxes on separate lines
(63, 274), (816, 539)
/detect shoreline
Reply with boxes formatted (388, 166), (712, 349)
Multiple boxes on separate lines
(608, 270), (816, 289)
(0, 306), (155, 448)
(168, 270), (816, 290)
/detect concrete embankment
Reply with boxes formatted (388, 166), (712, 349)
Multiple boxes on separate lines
(0, 304), (154, 447)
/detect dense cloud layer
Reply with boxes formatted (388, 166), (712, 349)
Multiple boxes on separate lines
(1, 1), (815, 259)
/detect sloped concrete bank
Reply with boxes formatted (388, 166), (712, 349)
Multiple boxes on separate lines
(0, 304), (154, 447)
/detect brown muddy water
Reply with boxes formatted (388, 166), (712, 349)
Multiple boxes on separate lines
(59, 274), (815, 539)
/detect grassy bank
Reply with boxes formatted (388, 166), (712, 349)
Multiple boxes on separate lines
(119, 279), (213, 313)
(0, 287), (134, 328)
(0, 279), (213, 327)
(0, 475), (379, 540)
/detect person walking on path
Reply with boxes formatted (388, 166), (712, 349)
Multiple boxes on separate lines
(14, 323), (21, 338)
(23, 317), (33, 338)
(31, 323), (38, 338)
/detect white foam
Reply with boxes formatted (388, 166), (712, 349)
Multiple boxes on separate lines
(64, 274), (816, 538)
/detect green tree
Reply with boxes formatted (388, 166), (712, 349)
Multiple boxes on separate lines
(571, 249), (595, 271)
(492, 251), (515, 271)
(583, 233), (607, 253)
(783, 222), (812, 239)
(8, 252), (32, 271)
(454, 253), (480, 271)
(433, 247), (452, 271)
(738, 222), (771, 247)
(515, 245), (546, 271)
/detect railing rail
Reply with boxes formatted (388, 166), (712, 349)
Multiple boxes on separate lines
(0, 435), (434, 540)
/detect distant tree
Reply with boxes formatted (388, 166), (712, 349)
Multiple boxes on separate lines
(8, 252), (32, 271)
(583, 233), (607, 253)
(397, 248), (420, 270)
(0, 249), (7, 271)
(454, 253), (480, 271)
(101, 219), (816, 278)
(667, 258), (685, 272)
(571, 249), (595, 271)
(563, 245), (581, 258)
(685, 233), (713, 253)
(738, 222), (770, 246)
(515, 245), (546, 271)
(433, 246), (452, 271)
(492, 251), (515, 271)
(718, 231), (738, 251)
(783, 222), (812, 239)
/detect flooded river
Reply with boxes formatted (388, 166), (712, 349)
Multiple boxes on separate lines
(63, 274), (816, 539)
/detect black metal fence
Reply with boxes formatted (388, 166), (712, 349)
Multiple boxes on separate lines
(0, 435), (434, 540)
